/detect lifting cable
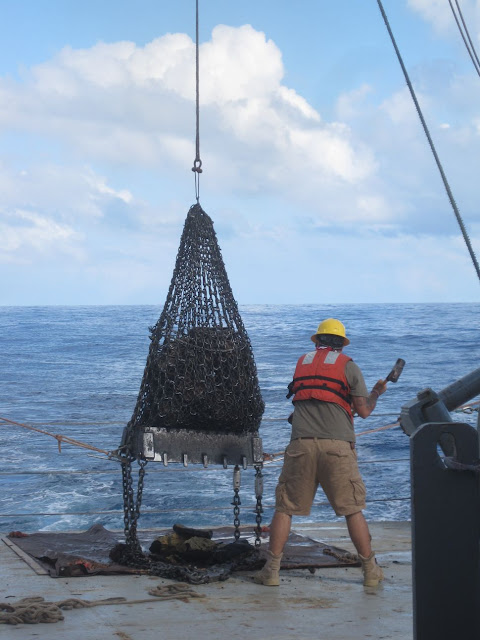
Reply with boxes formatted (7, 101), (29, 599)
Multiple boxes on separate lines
(448, 0), (480, 78)
(376, 0), (480, 285)
(191, 0), (202, 202)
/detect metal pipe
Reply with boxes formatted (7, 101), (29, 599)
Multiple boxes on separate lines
(438, 367), (480, 412)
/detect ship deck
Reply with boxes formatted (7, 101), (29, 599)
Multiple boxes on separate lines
(1, 521), (413, 640)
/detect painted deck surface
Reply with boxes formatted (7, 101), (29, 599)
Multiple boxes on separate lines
(1, 521), (412, 640)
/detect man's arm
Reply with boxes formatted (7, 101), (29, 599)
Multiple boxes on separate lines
(351, 380), (387, 418)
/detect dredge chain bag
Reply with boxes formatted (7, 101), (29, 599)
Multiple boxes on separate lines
(127, 203), (264, 437)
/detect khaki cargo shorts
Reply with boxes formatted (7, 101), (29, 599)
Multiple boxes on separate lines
(275, 438), (366, 517)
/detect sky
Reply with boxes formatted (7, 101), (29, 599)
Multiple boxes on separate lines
(1, 0), (480, 305)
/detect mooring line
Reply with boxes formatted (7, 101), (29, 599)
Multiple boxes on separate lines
(356, 421), (400, 437)
(0, 415), (114, 457)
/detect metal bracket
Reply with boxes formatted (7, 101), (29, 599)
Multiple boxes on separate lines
(400, 367), (480, 457)
(400, 388), (450, 437)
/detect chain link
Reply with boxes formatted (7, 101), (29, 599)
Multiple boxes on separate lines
(232, 465), (241, 541)
(232, 490), (241, 541)
(119, 424), (148, 560)
(254, 465), (264, 547)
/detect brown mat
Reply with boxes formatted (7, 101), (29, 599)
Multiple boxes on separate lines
(6, 524), (359, 578)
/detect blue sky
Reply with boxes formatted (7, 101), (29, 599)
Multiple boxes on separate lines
(1, 0), (480, 305)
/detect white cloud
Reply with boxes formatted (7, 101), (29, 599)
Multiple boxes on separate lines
(31, 35), (194, 93)
(356, 195), (392, 222)
(380, 87), (424, 127)
(87, 175), (132, 204)
(0, 209), (80, 262)
(0, 164), (153, 266)
(277, 86), (321, 122)
(0, 24), (378, 223)
(336, 84), (373, 121)
(200, 25), (284, 103)
(0, 164), (133, 221)
(407, 0), (458, 32)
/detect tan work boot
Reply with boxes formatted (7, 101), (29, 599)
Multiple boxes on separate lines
(359, 552), (384, 587)
(254, 550), (283, 586)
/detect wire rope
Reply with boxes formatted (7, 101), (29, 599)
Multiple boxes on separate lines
(449, 0), (480, 77)
(376, 0), (480, 285)
(191, 0), (202, 202)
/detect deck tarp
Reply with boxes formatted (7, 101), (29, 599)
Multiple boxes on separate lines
(6, 524), (359, 581)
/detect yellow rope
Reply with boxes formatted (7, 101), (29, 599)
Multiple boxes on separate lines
(263, 420), (401, 462)
(0, 415), (115, 457)
(356, 421), (400, 437)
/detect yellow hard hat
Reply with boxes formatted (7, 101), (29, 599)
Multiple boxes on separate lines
(311, 318), (350, 345)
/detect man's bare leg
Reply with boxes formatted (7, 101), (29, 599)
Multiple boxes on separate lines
(345, 511), (371, 556)
(269, 511), (292, 555)
(346, 511), (384, 586)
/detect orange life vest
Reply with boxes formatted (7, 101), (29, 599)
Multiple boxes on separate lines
(287, 347), (353, 420)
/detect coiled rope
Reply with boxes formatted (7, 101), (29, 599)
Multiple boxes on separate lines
(0, 585), (204, 625)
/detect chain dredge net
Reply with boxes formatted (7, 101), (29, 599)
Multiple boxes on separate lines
(127, 202), (264, 437)
(119, 203), (264, 566)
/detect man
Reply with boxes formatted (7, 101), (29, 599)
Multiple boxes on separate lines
(255, 318), (387, 588)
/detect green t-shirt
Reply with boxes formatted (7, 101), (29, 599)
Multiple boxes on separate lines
(290, 360), (369, 443)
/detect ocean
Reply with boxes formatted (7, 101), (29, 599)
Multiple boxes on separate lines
(1, 303), (479, 534)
